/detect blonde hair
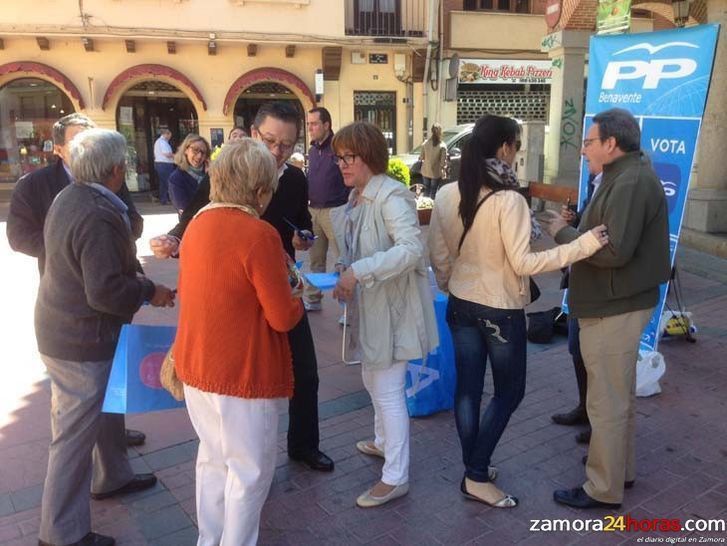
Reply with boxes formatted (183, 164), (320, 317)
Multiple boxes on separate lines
(174, 134), (210, 171)
(209, 138), (278, 205)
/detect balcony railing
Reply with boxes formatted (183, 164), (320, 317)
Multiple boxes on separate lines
(344, 0), (427, 39)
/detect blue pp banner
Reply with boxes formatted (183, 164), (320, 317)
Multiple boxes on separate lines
(102, 324), (185, 414)
(576, 25), (719, 352)
(405, 291), (456, 417)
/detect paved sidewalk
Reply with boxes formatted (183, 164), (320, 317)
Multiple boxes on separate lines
(0, 209), (725, 545)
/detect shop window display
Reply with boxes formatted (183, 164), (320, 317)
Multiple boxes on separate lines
(0, 78), (74, 184)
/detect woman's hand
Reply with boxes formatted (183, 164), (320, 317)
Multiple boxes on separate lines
(333, 267), (357, 302)
(589, 224), (610, 248)
(149, 235), (180, 259)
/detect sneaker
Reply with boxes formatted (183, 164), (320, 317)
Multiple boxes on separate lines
(304, 301), (322, 312)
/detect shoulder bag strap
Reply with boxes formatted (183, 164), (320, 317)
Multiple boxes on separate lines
(457, 188), (503, 252)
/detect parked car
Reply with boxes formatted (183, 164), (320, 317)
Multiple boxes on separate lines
(394, 123), (474, 187)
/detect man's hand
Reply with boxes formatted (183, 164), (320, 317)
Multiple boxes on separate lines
(292, 231), (315, 251)
(150, 284), (176, 307)
(149, 235), (179, 259)
(540, 210), (570, 237)
(560, 204), (578, 225)
(333, 267), (357, 303)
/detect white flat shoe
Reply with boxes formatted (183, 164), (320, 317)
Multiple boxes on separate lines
(356, 440), (384, 458)
(356, 483), (409, 508)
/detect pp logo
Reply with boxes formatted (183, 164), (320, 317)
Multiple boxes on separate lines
(653, 162), (680, 215)
(139, 351), (166, 389)
(602, 42), (698, 90)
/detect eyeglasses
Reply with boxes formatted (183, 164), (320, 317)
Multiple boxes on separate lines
(260, 135), (296, 154)
(582, 138), (601, 148)
(187, 146), (207, 156)
(333, 154), (358, 167)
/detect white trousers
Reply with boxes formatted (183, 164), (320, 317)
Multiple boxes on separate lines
(361, 361), (409, 486)
(184, 384), (284, 546)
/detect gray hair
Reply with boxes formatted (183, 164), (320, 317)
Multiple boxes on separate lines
(52, 113), (95, 145)
(69, 129), (127, 185)
(593, 108), (641, 153)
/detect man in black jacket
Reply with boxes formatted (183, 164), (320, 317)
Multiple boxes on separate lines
(7, 113), (143, 275)
(6, 113), (148, 450)
(36, 129), (175, 546)
(150, 102), (335, 473)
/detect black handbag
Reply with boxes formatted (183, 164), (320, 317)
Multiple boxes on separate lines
(458, 188), (541, 304)
(526, 307), (562, 344)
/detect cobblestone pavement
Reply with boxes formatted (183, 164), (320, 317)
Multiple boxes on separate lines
(0, 205), (725, 545)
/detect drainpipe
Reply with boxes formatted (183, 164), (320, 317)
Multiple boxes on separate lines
(422, 0), (439, 143)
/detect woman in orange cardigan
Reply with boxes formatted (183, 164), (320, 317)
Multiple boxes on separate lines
(174, 138), (303, 546)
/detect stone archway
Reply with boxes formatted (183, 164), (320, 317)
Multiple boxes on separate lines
(101, 64), (207, 114)
(222, 67), (316, 118)
(0, 61), (85, 111)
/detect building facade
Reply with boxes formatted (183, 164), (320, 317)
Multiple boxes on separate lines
(0, 0), (431, 192)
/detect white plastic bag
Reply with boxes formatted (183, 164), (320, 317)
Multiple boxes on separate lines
(636, 350), (666, 397)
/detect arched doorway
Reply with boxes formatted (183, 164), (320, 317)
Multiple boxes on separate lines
(116, 80), (199, 193)
(0, 78), (75, 184)
(233, 82), (306, 152)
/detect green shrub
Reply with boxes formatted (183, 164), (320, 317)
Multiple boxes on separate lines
(387, 157), (411, 187)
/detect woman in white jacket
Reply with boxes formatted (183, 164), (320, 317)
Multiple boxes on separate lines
(332, 121), (438, 508)
(428, 115), (609, 508)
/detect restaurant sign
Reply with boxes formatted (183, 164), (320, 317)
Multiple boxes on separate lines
(458, 59), (553, 85)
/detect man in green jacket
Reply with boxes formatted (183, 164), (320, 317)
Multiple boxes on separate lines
(546, 108), (670, 509)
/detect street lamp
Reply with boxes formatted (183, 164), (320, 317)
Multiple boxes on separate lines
(671, 0), (691, 28)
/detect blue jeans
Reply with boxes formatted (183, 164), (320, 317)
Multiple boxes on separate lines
(154, 162), (175, 204)
(446, 294), (527, 483)
(422, 176), (441, 198)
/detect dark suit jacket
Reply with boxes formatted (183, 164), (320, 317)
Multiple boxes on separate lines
(6, 158), (143, 274)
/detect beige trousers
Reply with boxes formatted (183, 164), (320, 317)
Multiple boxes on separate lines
(304, 205), (342, 303)
(579, 307), (653, 504)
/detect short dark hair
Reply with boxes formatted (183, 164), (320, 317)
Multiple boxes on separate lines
(593, 108), (641, 153)
(253, 102), (301, 136)
(332, 121), (388, 175)
(53, 113), (95, 145)
(309, 107), (332, 127)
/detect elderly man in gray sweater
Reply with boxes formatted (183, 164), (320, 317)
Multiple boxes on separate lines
(35, 129), (175, 546)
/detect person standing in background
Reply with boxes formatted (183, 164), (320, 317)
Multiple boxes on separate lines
(303, 107), (350, 312)
(153, 128), (175, 205)
(419, 123), (447, 198)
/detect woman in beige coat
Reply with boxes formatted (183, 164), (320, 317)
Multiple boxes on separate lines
(419, 123), (448, 198)
(428, 115), (609, 508)
(332, 121), (438, 509)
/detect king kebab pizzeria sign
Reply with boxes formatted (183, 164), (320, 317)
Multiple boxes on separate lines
(458, 59), (553, 85)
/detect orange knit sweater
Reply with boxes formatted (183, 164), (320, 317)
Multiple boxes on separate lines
(174, 207), (303, 399)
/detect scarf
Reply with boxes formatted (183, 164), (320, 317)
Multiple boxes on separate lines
(485, 158), (542, 241)
(187, 165), (206, 185)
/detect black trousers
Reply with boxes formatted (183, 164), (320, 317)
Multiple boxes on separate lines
(287, 312), (320, 455)
(568, 316), (588, 413)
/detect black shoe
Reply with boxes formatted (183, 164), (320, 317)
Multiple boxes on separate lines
(575, 428), (592, 444)
(90, 473), (157, 500)
(39, 532), (115, 546)
(553, 487), (621, 509)
(125, 429), (146, 447)
(551, 407), (589, 426)
(625, 480), (635, 489)
(289, 449), (334, 472)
